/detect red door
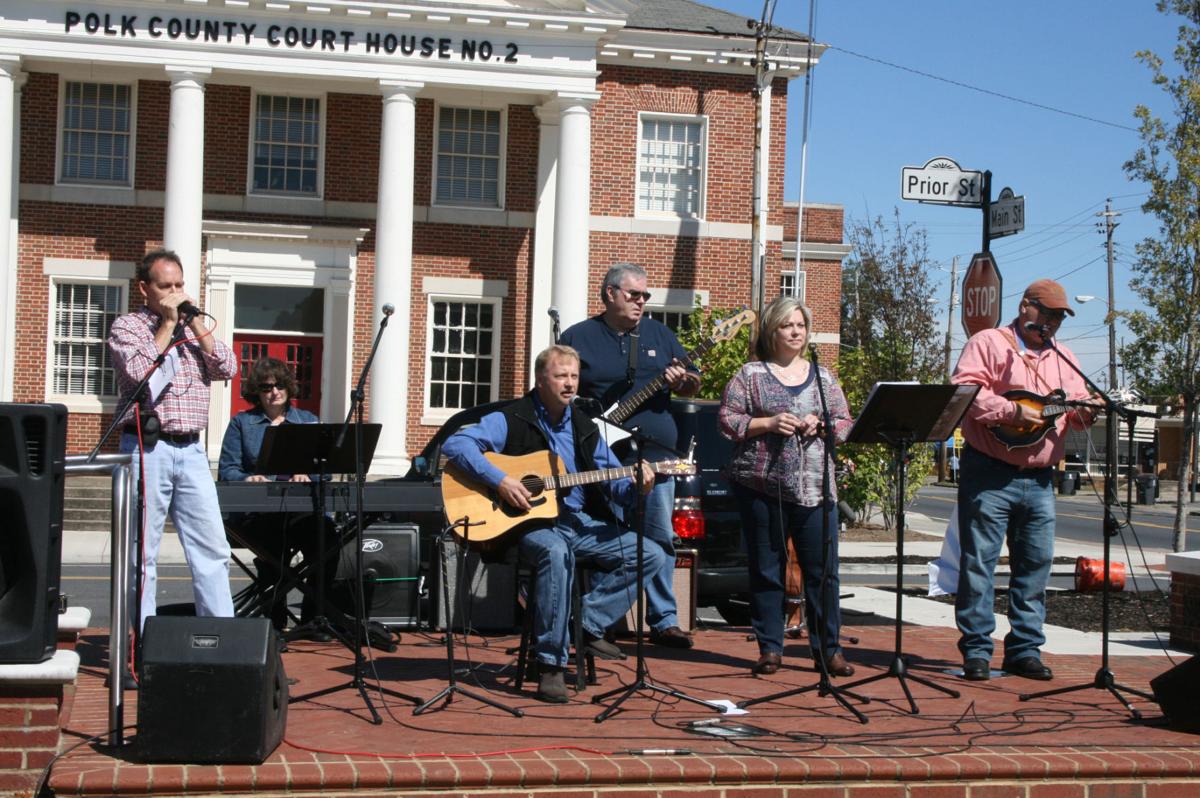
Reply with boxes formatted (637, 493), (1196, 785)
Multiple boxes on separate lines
(231, 334), (323, 417)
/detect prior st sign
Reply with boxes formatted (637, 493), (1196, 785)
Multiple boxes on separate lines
(901, 156), (983, 207)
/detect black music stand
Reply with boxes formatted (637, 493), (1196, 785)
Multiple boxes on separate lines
(837, 382), (978, 714)
(254, 422), (379, 646)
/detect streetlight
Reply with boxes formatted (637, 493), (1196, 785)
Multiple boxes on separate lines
(1074, 294), (1117, 391)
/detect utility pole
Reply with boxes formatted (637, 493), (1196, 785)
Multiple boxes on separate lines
(747, 5), (770, 327)
(938, 256), (958, 482)
(1097, 199), (1120, 392)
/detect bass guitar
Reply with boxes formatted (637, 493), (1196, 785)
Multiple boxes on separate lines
(597, 308), (756, 444)
(441, 450), (696, 542)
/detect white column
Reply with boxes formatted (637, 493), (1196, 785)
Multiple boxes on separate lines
(528, 100), (561, 382)
(369, 80), (422, 475)
(550, 93), (598, 328)
(163, 66), (210, 294)
(0, 58), (21, 402)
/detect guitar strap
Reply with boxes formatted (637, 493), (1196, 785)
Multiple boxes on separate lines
(625, 325), (639, 386)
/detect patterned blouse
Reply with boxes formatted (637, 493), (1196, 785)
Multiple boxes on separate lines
(718, 360), (854, 507)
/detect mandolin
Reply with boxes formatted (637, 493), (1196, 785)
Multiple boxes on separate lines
(988, 389), (1080, 449)
(441, 450), (696, 542)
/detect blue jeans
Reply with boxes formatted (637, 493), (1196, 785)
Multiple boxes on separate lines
(628, 477), (678, 632)
(955, 446), (1056, 663)
(519, 509), (664, 668)
(122, 433), (235, 628)
(733, 483), (842, 658)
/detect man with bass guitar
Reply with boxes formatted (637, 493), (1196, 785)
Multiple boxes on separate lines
(441, 345), (660, 704)
(951, 279), (1100, 682)
(559, 263), (701, 650)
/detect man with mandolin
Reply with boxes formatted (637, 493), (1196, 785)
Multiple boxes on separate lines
(559, 263), (702, 650)
(441, 344), (662, 704)
(951, 279), (1100, 683)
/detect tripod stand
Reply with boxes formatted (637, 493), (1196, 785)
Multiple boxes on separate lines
(414, 521), (523, 716)
(1019, 334), (1159, 716)
(838, 382), (978, 714)
(592, 429), (725, 722)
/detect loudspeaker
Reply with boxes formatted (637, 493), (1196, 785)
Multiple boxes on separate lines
(1151, 656), (1200, 733)
(0, 404), (67, 664)
(433, 537), (517, 631)
(330, 523), (420, 628)
(620, 549), (698, 634)
(137, 616), (287, 763)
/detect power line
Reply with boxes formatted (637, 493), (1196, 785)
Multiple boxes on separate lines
(827, 45), (1141, 133)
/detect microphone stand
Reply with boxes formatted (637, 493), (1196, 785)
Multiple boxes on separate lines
(1018, 325), (1158, 716)
(592, 420), (725, 722)
(737, 346), (869, 723)
(295, 307), (421, 723)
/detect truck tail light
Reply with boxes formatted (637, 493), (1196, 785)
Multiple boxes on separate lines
(672, 497), (705, 540)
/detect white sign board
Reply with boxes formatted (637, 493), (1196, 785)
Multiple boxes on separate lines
(901, 156), (983, 207)
(989, 187), (1025, 239)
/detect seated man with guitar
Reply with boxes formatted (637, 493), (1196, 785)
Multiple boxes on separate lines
(441, 345), (663, 704)
(951, 279), (1099, 683)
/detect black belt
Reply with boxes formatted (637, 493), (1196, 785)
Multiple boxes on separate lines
(123, 425), (199, 445)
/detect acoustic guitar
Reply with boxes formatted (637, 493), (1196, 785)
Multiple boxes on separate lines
(441, 450), (696, 542)
(989, 389), (1076, 449)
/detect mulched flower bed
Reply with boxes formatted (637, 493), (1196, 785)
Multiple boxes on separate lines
(906, 587), (1172, 633)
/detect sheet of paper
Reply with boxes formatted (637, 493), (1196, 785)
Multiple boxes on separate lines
(148, 347), (180, 402)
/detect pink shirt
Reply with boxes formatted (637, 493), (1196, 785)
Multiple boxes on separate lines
(951, 322), (1091, 468)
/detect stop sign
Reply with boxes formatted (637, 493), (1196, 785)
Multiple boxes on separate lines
(961, 251), (1003, 338)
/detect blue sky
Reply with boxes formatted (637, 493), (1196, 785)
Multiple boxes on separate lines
(702, 0), (1181, 393)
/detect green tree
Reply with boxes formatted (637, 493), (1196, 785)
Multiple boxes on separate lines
(838, 211), (942, 528)
(1121, 0), (1200, 551)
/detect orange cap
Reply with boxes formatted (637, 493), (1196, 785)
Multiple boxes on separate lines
(1023, 279), (1074, 316)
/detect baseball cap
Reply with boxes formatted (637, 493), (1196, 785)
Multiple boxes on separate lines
(1023, 279), (1074, 316)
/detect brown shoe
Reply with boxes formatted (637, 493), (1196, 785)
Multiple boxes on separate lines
(752, 652), (781, 675)
(822, 652), (855, 677)
(649, 625), (694, 649)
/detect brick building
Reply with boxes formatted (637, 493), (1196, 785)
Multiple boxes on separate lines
(0, 0), (847, 473)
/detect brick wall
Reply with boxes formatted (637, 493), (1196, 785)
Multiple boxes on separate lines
(782, 204), (843, 244)
(0, 685), (65, 794)
(204, 83), (250, 196)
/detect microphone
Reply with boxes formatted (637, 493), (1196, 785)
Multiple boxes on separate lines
(1024, 321), (1050, 339)
(548, 306), (560, 322)
(571, 396), (604, 416)
(177, 300), (201, 320)
(382, 303), (395, 317)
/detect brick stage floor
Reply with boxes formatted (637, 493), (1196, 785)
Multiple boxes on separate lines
(47, 615), (1200, 798)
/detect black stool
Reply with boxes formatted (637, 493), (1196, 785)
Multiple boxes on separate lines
(515, 564), (596, 692)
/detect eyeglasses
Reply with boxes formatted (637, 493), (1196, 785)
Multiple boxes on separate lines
(615, 287), (652, 303)
(257, 383), (284, 393)
(1030, 300), (1067, 322)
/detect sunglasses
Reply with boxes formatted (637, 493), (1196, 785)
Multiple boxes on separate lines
(1030, 300), (1067, 322)
(615, 287), (652, 303)
(257, 383), (284, 393)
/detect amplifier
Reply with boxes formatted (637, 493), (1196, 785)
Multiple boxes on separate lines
(330, 523), (420, 628)
(620, 548), (698, 634)
(432, 537), (517, 631)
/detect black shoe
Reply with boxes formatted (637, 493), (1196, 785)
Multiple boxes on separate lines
(961, 658), (991, 681)
(1003, 656), (1053, 681)
(581, 631), (626, 660)
(536, 665), (569, 703)
(649, 625), (694, 649)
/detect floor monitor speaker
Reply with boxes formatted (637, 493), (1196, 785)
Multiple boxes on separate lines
(1150, 655), (1200, 733)
(433, 537), (517, 631)
(138, 616), (287, 763)
(0, 403), (67, 664)
(330, 523), (420, 628)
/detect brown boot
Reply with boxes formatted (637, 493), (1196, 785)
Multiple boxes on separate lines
(822, 652), (855, 677)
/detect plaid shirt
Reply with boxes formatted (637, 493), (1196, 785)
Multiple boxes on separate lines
(108, 307), (237, 434)
(719, 361), (853, 507)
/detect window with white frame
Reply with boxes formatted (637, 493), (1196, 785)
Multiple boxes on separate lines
(427, 298), (500, 412)
(60, 82), (133, 185)
(638, 115), (706, 217)
(781, 270), (807, 301)
(643, 306), (691, 335)
(435, 107), (503, 208)
(51, 281), (124, 397)
(251, 94), (321, 195)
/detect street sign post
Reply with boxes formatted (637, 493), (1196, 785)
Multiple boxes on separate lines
(961, 251), (1002, 338)
(989, 187), (1025, 239)
(900, 156), (984, 206)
